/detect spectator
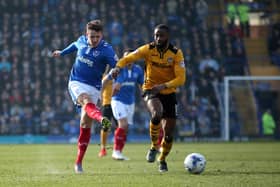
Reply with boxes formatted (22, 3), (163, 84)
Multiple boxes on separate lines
(227, 24), (243, 38)
(0, 57), (12, 72)
(268, 21), (280, 66)
(195, 0), (208, 26)
(226, 1), (237, 27)
(0, 0), (245, 141)
(237, 0), (250, 37)
(199, 54), (219, 74)
(262, 109), (276, 137)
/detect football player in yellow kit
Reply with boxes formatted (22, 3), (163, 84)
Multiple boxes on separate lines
(111, 24), (186, 172)
(98, 72), (117, 157)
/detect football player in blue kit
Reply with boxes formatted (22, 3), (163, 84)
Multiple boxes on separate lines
(103, 49), (144, 160)
(52, 20), (118, 174)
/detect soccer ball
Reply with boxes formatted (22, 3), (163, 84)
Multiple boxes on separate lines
(184, 153), (206, 174)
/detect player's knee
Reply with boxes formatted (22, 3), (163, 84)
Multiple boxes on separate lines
(78, 93), (91, 105)
(151, 117), (161, 125)
(151, 111), (162, 124)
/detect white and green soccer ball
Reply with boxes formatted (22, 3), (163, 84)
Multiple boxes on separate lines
(184, 153), (206, 174)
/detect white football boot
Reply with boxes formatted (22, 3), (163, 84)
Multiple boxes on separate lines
(112, 150), (130, 161)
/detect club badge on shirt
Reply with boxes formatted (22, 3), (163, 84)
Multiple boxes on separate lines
(167, 57), (173, 64)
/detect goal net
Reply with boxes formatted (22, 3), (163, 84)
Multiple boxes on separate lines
(223, 76), (280, 141)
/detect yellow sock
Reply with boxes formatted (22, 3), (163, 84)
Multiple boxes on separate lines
(100, 129), (108, 149)
(149, 121), (161, 149)
(158, 138), (173, 161)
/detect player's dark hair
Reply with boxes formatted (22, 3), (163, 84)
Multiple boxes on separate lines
(155, 24), (169, 33)
(86, 19), (103, 32)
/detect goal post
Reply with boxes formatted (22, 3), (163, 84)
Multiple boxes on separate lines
(224, 76), (280, 141)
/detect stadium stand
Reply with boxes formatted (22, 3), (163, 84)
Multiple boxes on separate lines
(0, 0), (279, 141)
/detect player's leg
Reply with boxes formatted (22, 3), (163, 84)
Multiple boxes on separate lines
(68, 82), (92, 173)
(75, 109), (93, 173)
(157, 118), (176, 172)
(111, 100), (129, 160)
(122, 103), (135, 153)
(73, 92), (98, 174)
(144, 92), (163, 162)
(83, 97), (110, 130)
(99, 129), (108, 157)
(112, 118), (129, 160)
(157, 93), (177, 172)
(69, 81), (111, 130)
(99, 104), (114, 157)
(157, 127), (164, 150)
(69, 81), (111, 173)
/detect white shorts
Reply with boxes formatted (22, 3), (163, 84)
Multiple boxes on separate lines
(68, 81), (100, 106)
(111, 100), (135, 125)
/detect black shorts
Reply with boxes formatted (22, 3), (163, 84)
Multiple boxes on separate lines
(142, 90), (177, 118)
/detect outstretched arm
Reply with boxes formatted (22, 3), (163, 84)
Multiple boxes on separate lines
(111, 45), (147, 79)
(52, 42), (77, 57)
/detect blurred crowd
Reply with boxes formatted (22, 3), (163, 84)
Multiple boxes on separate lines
(268, 21), (280, 67)
(0, 0), (249, 139)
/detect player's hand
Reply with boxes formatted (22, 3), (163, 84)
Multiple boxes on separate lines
(151, 84), (166, 94)
(52, 50), (62, 57)
(110, 67), (120, 79)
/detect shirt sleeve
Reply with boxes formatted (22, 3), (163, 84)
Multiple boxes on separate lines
(165, 49), (186, 88)
(116, 45), (147, 68)
(60, 42), (78, 56)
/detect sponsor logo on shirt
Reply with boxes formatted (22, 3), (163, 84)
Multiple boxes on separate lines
(78, 56), (94, 67)
(121, 82), (135, 86)
(151, 61), (172, 68)
(167, 57), (173, 63)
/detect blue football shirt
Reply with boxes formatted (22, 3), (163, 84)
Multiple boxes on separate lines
(112, 64), (144, 104)
(60, 35), (117, 90)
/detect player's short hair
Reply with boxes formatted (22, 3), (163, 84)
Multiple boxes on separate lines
(86, 19), (103, 32)
(155, 24), (169, 33)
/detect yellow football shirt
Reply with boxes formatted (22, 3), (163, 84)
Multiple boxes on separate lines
(116, 42), (186, 94)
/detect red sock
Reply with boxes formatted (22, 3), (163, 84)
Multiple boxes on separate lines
(113, 127), (126, 152)
(157, 128), (163, 148)
(84, 103), (102, 122)
(120, 131), (127, 151)
(75, 127), (91, 164)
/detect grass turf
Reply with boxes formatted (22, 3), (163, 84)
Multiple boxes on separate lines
(0, 142), (280, 187)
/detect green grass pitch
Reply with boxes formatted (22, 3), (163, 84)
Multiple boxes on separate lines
(0, 142), (280, 187)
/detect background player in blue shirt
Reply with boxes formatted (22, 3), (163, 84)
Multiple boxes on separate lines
(52, 20), (117, 174)
(103, 49), (144, 160)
